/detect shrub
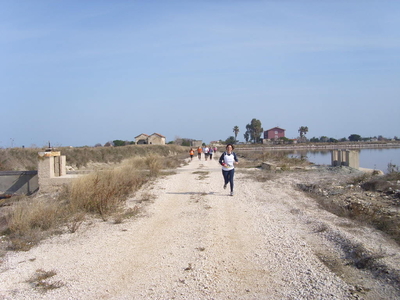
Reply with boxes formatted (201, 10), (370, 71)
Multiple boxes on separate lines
(7, 198), (61, 235)
(68, 166), (146, 219)
(2, 146), (188, 250)
(5, 196), (64, 250)
(145, 155), (162, 177)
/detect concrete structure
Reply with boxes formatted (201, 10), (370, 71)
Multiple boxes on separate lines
(0, 150), (78, 196)
(135, 133), (166, 145)
(0, 171), (38, 196)
(38, 151), (78, 192)
(264, 127), (286, 140)
(331, 150), (359, 169)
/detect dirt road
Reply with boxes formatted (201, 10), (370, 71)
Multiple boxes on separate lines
(1, 158), (399, 299)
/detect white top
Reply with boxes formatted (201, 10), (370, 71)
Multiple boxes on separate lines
(221, 152), (237, 171)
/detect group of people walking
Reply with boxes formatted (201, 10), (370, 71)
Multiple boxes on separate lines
(189, 146), (218, 161)
(189, 144), (239, 196)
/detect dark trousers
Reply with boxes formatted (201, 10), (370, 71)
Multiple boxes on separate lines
(222, 169), (235, 192)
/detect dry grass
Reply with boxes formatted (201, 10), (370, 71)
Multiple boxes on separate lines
(0, 144), (188, 171)
(4, 197), (64, 251)
(7, 197), (61, 233)
(113, 206), (140, 224)
(27, 269), (64, 292)
(145, 154), (163, 177)
(239, 150), (309, 169)
(0, 148), (38, 171)
(66, 212), (85, 233)
(2, 148), (188, 251)
(68, 168), (145, 220)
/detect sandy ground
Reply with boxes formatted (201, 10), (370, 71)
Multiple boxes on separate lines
(0, 157), (399, 299)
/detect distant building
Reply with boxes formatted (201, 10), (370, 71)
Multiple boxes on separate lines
(135, 133), (166, 145)
(135, 134), (150, 145)
(264, 127), (286, 140)
(191, 140), (203, 147)
(148, 133), (166, 145)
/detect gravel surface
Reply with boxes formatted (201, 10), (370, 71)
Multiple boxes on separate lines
(0, 158), (399, 299)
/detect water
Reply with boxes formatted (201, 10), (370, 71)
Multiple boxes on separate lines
(291, 148), (400, 173)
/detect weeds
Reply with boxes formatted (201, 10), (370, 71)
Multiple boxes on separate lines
(66, 212), (85, 233)
(387, 162), (400, 174)
(27, 269), (64, 292)
(348, 173), (372, 185)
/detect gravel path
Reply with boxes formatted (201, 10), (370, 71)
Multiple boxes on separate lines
(0, 158), (399, 299)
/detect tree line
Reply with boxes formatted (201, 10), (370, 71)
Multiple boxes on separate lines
(224, 119), (398, 145)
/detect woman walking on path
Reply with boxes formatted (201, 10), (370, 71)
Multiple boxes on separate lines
(219, 144), (239, 196)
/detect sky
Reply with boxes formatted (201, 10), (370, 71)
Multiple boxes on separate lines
(1, 0), (399, 147)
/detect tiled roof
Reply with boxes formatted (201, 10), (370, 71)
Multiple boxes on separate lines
(150, 133), (165, 138)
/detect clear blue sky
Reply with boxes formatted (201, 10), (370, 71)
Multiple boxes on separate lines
(1, 0), (399, 147)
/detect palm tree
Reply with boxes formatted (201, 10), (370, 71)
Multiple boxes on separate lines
(298, 126), (308, 138)
(233, 126), (239, 143)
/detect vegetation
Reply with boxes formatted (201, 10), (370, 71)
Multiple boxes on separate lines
(299, 168), (400, 246)
(113, 140), (134, 146)
(1, 145), (189, 251)
(27, 269), (64, 291)
(225, 136), (236, 144)
(309, 136), (338, 143)
(348, 134), (362, 142)
(239, 149), (309, 170)
(180, 139), (191, 147)
(298, 126), (309, 142)
(388, 162), (399, 173)
(233, 126), (239, 143)
(0, 148), (38, 171)
(244, 118), (263, 143)
(298, 126), (308, 137)
(0, 144), (187, 171)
